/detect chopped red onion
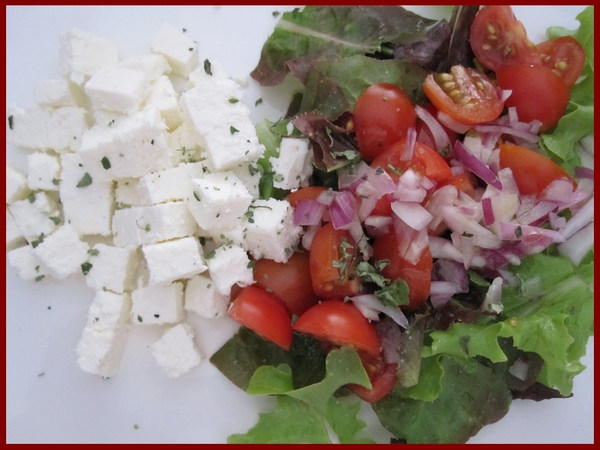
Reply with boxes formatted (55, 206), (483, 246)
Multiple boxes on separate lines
(330, 190), (357, 230)
(499, 222), (566, 243)
(366, 166), (397, 196)
(392, 213), (430, 265)
(539, 178), (575, 204)
(293, 199), (326, 226)
(482, 196), (495, 226)
(557, 221), (594, 266)
(442, 205), (502, 249)
(480, 277), (504, 314)
(337, 161), (370, 192)
(429, 281), (459, 310)
(436, 110), (472, 134)
(454, 140), (502, 190)
(301, 224), (320, 251)
(364, 215), (392, 237)
(560, 196), (594, 239)
(516, 200), (557, 226)
(316, 189), (335, 206)
(400, 127), (417, 161)
(355, 181), (379, 221)
(415, 105), (451, 153)
(351, 294), (409, 329)
(391, 200), (433, 231)
(508, 357), (530, 381)
(425, 185), (459, 230)
(574, 166), (594, 180)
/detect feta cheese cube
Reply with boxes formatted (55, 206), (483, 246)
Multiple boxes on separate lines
(27, 152), (61, 191)
(112, 201), (197, 247)
(138, 161), (206, 205)
(187, 172), (253, 230)
(150, 23), (199, 78)
(6, 208), (27, 251)
(6, 165), (29, 204)
(75, 290), (132, 377)
(187, 60), (230, 87)
(85, 66), (151, 115)
(131, 281), (185, 325)
(184, 272), (230, 318)
(59, 28), (119, 85)
(270, 137), (312, 190)
(179, 80), (265, 170)
(8, 192), (61, 242)
(150, 323), (203, 378)
(167, 122), (202, 165)
(59, 152), (114, 236)
(6, 105), (89, 153)
(118, 53), (171, 80)
(85, 244), (140, 294)
(207, 224), (246, 248)
(78, 106), (172, 181)
(206, 244), (254, 295)
(143, 75), (182, 130)
(244, 198), (302, 263)
(142, 236), (207, 285)
(92, 109), (125, 129)
(115, 178), (149, 207)
(33, 224), (90, 280)
(34, 79), (78, 107)
(7, 244), (50, 281)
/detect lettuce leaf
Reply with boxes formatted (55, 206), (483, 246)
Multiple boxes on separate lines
(227, 347), (374, 444)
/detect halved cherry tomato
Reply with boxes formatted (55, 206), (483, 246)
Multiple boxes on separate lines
(353, 83), (417, 162)
(286, 186), (328, 208)
(535, 35), (586, 88)
(228, 285), (293, 350)
(292, 299), (381, 357)
(253, 251), (320, 317)
(469, 5), (542, 71)
(496, 64), (570, 131)
(347, 353), (398, 403)
(372, 233), (433, 311)
(309, 222), (362, 299)
(498, 143), (576, 197)
(423, 65), (504, 125)
(371, 138), (453, 185)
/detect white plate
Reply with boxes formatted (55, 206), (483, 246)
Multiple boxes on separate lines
(6, 5), (593, 444)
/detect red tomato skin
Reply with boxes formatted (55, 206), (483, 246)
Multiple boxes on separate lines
(535, 35), (586, 88)
(286, 186), (328, 208)
(469, 5), (543, 71)
(371, 139), (453, 185)
(253, 251), (320, 317)
(229, 285), (293, 350)
(372, 233), (433, 311)
(309, 222), (362, 299)
(498, 143), (577, 197)
(292, 299), (382, 357)
(423, 66), (504, 125)
(353, 83), (416, 162)
(348, 359), (398, 404)
(496, 64), (570, 131)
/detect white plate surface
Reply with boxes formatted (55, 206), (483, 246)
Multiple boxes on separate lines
(6, 5), (593, 444)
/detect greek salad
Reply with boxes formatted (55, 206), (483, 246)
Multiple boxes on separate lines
(5, 5), (593, 444)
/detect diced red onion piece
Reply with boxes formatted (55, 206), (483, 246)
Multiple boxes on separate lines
(293, 199), (326, 226)
(480, 277), (504, 314)
(442, 205), (502, 249)
(454, 140), (503, 190)
(481, 196), (495, 226)
(436, 110), (472, 134)
(415, 105), (451, 153)
(516, 200), (557, 226)
(432, 255), (469, 293)
(355, 181), (379, 221)
(539, 178), (575, 204)
(560, 196), (594, 239)
(508, 357), (530, 381)
(392, 213), (430, 265)
(557, 221), (594, 266)
(337, 161), (371, 192)
(367, 166), (397, 196)
(499, 222), (566, 243)
(400, 127), (417, 161)
(429, 281), (458, 310)
(364, 215), (393, 237)
(317, 189), (335, 206)
(301, 224), (320, 251)
(351, 294), (409, 329)
(474, 123), (540, 144)
(391, 201), (433, 231)
(329, 191), (357, 230)
(574, 166), (594, 180)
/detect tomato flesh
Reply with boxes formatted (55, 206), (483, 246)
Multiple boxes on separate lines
(423, 66), (504, 125)
(353, 82), (417, 162)
(309, 222), (362, 299)
(253, 251), (320, 317)
(469, 5), (542, 71)
(348, 353), (398, 403)
(535, 35), (586, 88)
(292, 299), (382, 357)
(286, 186), (328, 208)
(228, 285), (293, 350)
(372, 233), (433, 311)
(498, 143), (576, 197)
(496, 64), (570, 132)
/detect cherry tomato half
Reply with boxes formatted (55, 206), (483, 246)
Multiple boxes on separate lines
(353, 83), (417, 162)
(309, 222), (362, 299)
(253, 251), (320, 317)
(372, 233), (433, 311)
(423, 66), (504, 125)
(469, 5), (542, 71)
(535, 35), (586, 88)
(347, 353), (398, 403)
(498, 143), (576, 198)
(292, 299), (382, 357)
(228, 285), (293, 350)
(496, 64), (570, 132)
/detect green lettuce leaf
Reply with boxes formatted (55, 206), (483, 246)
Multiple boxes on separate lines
(228, 346), (374, 444)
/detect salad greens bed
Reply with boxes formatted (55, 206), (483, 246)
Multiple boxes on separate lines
(211, 6), (594, 443)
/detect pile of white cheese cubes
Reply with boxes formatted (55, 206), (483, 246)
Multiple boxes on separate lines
(6, 24), (312, 379)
